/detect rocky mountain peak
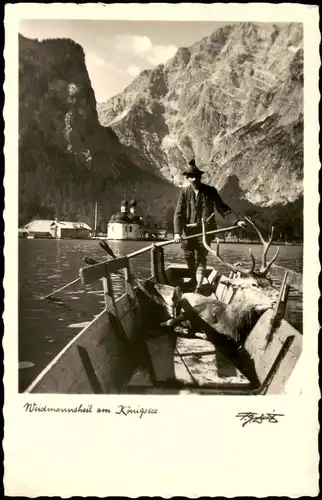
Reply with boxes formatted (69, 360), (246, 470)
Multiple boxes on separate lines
(98, 22), (303, 210)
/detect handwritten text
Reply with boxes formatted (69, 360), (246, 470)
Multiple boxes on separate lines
(115, 404), (158, 418)
(235, 411), (284, 427)
(23, 402), (158, 418)
(24, 402), (93, 413)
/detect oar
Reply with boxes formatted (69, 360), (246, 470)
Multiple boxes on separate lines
(42, 277), (81, 300)
(125, 224), (241, 259)
(43, 256), (102, 300)
(100, 223), (239, 261)
(100, 241), (117, 259)
(43, 226), (239, 300)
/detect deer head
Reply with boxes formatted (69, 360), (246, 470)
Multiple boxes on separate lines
(201, 217), (280, 279)
(201, 217), (280, 312)
(227, 276), (279, 313)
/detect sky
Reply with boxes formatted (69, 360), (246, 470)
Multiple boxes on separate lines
(19, 19), (232, 102)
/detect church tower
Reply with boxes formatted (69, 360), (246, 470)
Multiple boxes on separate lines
(120, 199), (129, 214)
(107, 197), (143, 240)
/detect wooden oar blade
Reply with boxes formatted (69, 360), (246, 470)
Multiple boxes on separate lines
(99, 241), (117, 259)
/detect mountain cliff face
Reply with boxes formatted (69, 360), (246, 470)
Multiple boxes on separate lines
(19, 24), (303, 239)
(19, 35), (178, 228)
(98, 23), (303, 209)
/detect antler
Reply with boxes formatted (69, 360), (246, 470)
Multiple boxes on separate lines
(201, 219), (255, 276)
(244, 216), (280, 275)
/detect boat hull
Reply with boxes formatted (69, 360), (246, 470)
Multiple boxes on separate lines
(26, 292), (140, 394)
(26, 263), (303, 395)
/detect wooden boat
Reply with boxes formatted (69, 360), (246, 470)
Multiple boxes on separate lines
(25, 224), (303, 395)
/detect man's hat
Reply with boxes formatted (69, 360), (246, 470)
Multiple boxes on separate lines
(183, 158), (204, 177)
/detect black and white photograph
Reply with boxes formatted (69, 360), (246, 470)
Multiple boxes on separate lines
(3, 3), (319, 497)
(17, 16), (305, 395)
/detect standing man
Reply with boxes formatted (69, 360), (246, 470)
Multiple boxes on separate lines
(174, 159), (246, 292)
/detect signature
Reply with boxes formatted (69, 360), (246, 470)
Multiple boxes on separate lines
(236, 411), (285, 427)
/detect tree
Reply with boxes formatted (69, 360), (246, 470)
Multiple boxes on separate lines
(160, 204), (175, 231)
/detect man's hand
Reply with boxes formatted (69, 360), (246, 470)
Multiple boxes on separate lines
(174, 233), (182, 243)
(237, 220), (246, 228)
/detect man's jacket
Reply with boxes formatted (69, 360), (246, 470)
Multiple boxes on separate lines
(173, 183), (238, 235)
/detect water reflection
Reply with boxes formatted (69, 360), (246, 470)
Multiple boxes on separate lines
(19, 238), (303, 392)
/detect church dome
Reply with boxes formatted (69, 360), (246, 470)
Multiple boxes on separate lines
(129, 198), (137, 208)
(114, 213), (130, 223)
(128, 213), (142, 224)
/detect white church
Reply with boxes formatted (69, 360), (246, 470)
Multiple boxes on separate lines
(107, 198), (143, 240)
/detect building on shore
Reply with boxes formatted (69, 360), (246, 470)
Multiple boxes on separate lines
(21, 219), (92, 239)
(107, 198), (143, 240)
(50, 220), (92, 239)
(22, 219), (54, 238)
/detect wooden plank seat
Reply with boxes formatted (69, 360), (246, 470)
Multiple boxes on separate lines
(126, 327), (251, 392)
(175, 336), (250, 387)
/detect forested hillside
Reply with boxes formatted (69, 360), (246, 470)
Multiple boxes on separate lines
(19, 35), (178, 230)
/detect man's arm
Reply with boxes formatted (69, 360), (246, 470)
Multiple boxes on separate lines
(173, 189), (186, 235)
(211, 187), (239, 223)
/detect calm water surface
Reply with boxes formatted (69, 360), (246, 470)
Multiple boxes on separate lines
(19, 238), (303, 391)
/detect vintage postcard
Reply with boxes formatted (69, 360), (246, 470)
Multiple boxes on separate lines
(3, 3), (320, 497)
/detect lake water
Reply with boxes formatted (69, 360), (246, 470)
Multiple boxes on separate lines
(18, 238), (303, 392)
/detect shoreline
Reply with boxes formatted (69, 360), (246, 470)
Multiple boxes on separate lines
(19, 236), (303, 246)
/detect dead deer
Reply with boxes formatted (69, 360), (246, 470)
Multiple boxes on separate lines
(160, 217), (280, 346)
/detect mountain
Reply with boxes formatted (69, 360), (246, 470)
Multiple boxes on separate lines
(18, 35), (178, 229)
(19, 23), (304, 241)
(98, 22), (303, 238)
